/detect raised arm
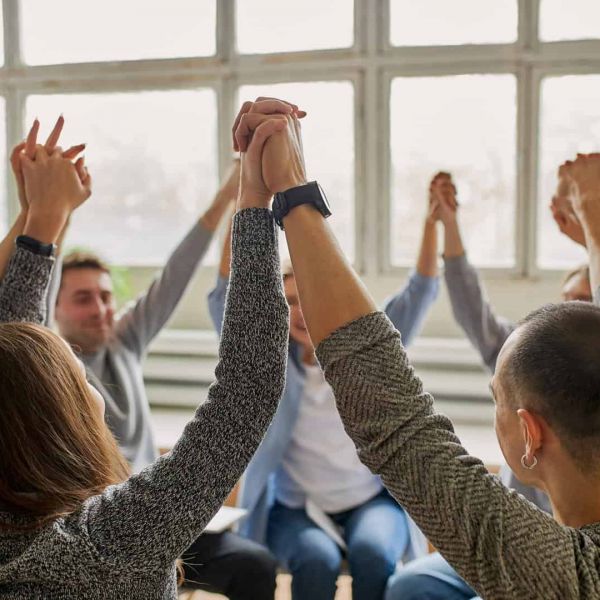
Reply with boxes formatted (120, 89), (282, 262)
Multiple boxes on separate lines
(207, 210), (234, 335)
(437, 173), (513, 371)
(245, 101), (587, 598)
(384, 179), (440, 345)
(115, 161), (239, 355)
(0, 118), (85, 282)
(82, 104), (290, 570)
(0, 121), (92, 324)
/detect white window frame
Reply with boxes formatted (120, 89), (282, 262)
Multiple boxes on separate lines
(1, 0), (599, 276)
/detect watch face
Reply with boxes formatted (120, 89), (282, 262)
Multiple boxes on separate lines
(315, 182), (332, 217)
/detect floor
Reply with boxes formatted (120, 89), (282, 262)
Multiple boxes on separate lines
(179, 574), (353, 600)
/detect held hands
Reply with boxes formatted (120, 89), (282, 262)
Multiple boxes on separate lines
(550, 169), (586, 247)
(11, 116), (88, 214)
(232, 97), (307, 209)
(429, 171), (458, 226)
(560, 154), (600, 245)
(18, 117), (92, 244)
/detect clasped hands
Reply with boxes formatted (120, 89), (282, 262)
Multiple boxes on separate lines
(232, 97), (308, 211)
(553, 153), (600, 248)
(14, 116), (92, 243)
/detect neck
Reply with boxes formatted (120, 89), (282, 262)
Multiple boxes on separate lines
(302, 346), (317, 365)
(542, 458), (600, 528)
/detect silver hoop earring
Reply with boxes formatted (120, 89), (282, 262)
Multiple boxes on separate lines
(521, 454), (538, 470)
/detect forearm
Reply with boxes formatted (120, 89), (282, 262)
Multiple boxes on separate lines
(443, 218), (465, 259)
(200, 191), (234, 233)
(115, 221), (214, 351)
(0, 211), (27, 279)
(444, 254), (513, 371)
(283, 205), (376, 346)
(0, 245), (54, 324)
(416, 219), (438, 277)
(218, 212), (234, 278)
(87, 208), (289, 565)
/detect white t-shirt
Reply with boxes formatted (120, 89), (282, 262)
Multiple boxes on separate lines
(275, 363), (382, 513)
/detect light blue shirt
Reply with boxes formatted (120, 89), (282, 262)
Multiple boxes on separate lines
(208, 270), (440, 560)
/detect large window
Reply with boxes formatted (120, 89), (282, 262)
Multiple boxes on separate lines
(26, 90), (218, 265)
(20, 0), (216, 64)
(390, 0), (517, 46)
(236, 0), (353, 54)
(390, 74), (516, 267)
(0, 1), (599, 273)
(537, 75), (600, 268)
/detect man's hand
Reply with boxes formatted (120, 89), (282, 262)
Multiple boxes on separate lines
(232, 97), (306, 209)
(550, 193), (586, 247)
(561, 154), (600, 245)
(429, 171), (458, 226)
(262, 114), (307, 194)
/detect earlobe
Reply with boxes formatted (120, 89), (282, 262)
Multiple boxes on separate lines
(517, 407), (544, 460)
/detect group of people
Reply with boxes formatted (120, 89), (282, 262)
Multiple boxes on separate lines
(0, 97), (600, 600)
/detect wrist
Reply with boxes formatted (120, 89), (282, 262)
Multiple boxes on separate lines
(237, 192), (272, 211)
(24, 208), (70, 244)
(272, 177), (308, 194)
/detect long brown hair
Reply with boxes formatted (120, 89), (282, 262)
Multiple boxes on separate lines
(0, 322), (129, 526)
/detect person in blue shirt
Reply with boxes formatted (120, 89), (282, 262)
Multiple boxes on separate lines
(208, 179), (442, 600)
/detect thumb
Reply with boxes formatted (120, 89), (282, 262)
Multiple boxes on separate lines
(247, 118), (287, 166)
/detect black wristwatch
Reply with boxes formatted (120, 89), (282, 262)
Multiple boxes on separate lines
(272, 181), (332, 230)
(16, 235), (56, 257)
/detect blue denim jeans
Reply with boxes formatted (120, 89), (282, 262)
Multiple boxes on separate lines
(267, 489), (409, 600)
(385, 551), (481, 600)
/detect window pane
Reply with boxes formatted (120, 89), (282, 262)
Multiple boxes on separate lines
(236, 0), (353, 54)
(21, 0), (215, 65)
(540, 0), (600, 41)
(238, 82), (355, 259)
(26, 90), (218, 265)
(390, 0), (517, 46)
(390, 75), (516, 267)
(537, 76), (600, 269)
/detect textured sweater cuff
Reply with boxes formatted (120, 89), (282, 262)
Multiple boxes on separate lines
(316, 311), (398, 369)
(232, 208), (277, 267)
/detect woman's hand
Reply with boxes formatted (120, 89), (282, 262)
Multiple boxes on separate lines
(12, 116), (87, 213)
(19, 119), (92, 245)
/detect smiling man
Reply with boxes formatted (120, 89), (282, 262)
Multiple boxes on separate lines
(52, 162), (279, 600)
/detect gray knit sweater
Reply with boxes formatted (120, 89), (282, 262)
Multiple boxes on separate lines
(0, 209), (289, 599)
(317, 311), (600, 600)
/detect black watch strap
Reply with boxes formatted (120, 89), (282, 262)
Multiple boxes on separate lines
(16, 235), (56, 257)
(272, 181), (332, 229)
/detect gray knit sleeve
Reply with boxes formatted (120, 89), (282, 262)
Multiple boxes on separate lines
(114, 221), (214, 356)
(81, 208), (289, 570)
(0, 246), (55, 324)
(444, 254), (514, 372)
(317, 312), (597, 599)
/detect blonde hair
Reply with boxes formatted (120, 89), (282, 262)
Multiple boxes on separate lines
(0, 323), (129, 528)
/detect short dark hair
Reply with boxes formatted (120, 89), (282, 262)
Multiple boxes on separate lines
(503, 302), (600, 470)
(61, 251), (111, 282)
